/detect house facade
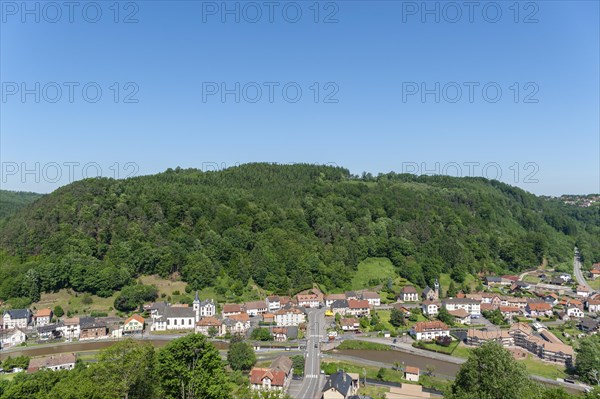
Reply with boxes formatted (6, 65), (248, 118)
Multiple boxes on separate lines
(346, 300), (370, 317)
(27, 353), (77, 373)
(79, 317), (108, 340)
(410, 321), (450, 341)
(123, 314), (145, 333)
(275, 308), (306, 326)
(2, 309), (31, 329)
(322, 371), (359, 399)
(151, 307), (196, 331)
(421, 300), (439, 317)
(0, 328), (26, 348)
(250, 356), (293, 393)
(33, 309), (53, 327)
(443, 298), (481, 317)
(400, 286), (419, 302)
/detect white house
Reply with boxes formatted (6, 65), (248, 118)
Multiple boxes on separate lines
(193, 293), (216, 319)
(123, 314), (145, 333)
(410, 321), (450, 341)
(587, 300), (600, 313)
(577, 285), (591, 298)
(566, 307), (584, 318)
(2, 309), (31, 329)
(360, 292), (381, 307)
(296, 294), (321, 308)
(400, 286), (419, 302)
(347, 300), (370, 317)
(56, 317), (81, 340)
(421, 300), (439, 317)
(275, 308), (306, 326)
(1, 328), (26, 348)
(33, 309), (53, 327)
(266, 296), (281, 312)
(27, 353), (77, 373)
(404, 366), (420, 382)
(443, 298), (481, 317)
(325, 294), (346, 308)
(245, 301), (268, 317)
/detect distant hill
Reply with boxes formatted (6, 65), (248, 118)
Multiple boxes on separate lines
(0, 163), (598, 304)
(0, 190), (43, 219)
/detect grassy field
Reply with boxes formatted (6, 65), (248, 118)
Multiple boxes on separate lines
(322, 360), (405, 384)
(451, 343), (473, 359)
(523, 275), (541, 284)
(351, 257), (397, 290)
(519, 355), (566, 380)
(416, 340), (459, 355)
(31, 289), (119, 317)
(438, 273), (479, 297)
(0, 373), (16, 382)
(139, 275), (188, 297)
(358, 385), (389, 399)
(336, 340), (391, 351)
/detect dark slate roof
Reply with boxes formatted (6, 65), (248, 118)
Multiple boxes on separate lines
(331, 299), (349, 309)
(579, 317), (600, 331)
(162, 307), (196, 318)
(4, 309), (30, 319)
(286, 326), (298, 339)
(323, 371), (355, 396)
(79, 317), (107, 329)
(485, 277), (503, 283)
(37, 323), (60, 333)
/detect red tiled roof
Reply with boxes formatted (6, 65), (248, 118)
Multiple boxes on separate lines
(527, 303), (552, 311)
(405, 366), (420, 375)
(348, 299), (369, 309)
(197, 317), (221, 327)
(230, 313), (250, 322)
(249, 368), (286, 386)
(413, 321), (448, 332)
(34, 308), (52, 317)
(125, 314), (145, 324)
(401, 286), (417, 294)
(223, 304), (242, 313)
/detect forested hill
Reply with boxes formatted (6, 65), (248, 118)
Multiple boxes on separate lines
(0, 163), (598, 303)
(0, 190), (44, 220)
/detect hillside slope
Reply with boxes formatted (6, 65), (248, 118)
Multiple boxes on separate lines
(0, 163), (598, 303)
(0, 190), (43, 220)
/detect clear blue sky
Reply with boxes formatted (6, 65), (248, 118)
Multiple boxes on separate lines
(1, 0), (598, 195)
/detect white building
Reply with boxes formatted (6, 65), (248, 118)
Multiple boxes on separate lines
(245, 301), (268, 317)
(1, 328), (26, 348)
(410, 321), (450, 341)
(296, 294), (321, 308)
(193, 292), (216, 319)
(275, 308), (306, 327)
(361, 292), (381, 307)
(443, 298), (481, 317)
(566, 307), (584, 318)
(266, 296), (281, 312)
(2, 309), (31, 329)
(57, 317), (81, 340)
(400, 286), (419, 302)
(151, 307), (196, 331)
(28, 353), (77, 372)
(421, 300), (440, 317)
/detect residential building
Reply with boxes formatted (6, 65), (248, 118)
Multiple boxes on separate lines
(275, 308), (306, 326)
(443, 298), (481, 317)
(272, 326), (298, 341)
(56, 317), (80, 340)
(245, 301), (268, 316)
(566, 306), (584, 318)
(222, 304), (243, 318)
(579, 317), (600, 334)
(79, 317), (108, 340)
(400, 286), (418, 302)
(2, 309), (31, 329)
(296, 294), (321, 308)
(360, 292), (380, 307)
(467, 328), (513, 347)
(226, 313), (251, 334)
(347, 300), (370, 317)
(410, 321), (450, 341)
(587, 299), (600, 313)
(422, 284), (439, 301)
(331, 299), (349, 316)
(123, 314), (145, 334)
(498, 306), (521, 320)
(525, 302), (553, 318)
(250, 356), (293, 392)
(27, 353), (77, 373)
(421, 300), (439, 317)
(33, 309), (53, 327)
(0, 328), (26, 348)
(195, 317), (225, 336)
(266, 296), (281, 312)
(340, 318), (360, 331)
(37, 323), (62, 341)
(322, 371), (359, 399)
(448, 308), (471, 325)
(404, 366), (420, 382)
(485, 276), (511, 286)
(193, 292), (216, 319)
(590, 269), (600, 280)
(344, 291), (359, 300)
(325, 294), (346, 308)
(262, 313), (275, 324)
(577, 285), (591, 298)
(559, 273), (572, 282)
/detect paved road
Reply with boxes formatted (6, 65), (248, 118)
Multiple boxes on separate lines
(574, 247), (593, 292)
(292, 308), (326, 399)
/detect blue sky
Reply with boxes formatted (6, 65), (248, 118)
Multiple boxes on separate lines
(1, 0), (598, 195)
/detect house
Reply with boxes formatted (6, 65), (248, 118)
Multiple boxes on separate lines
(392, 303), (412, 317)
(0, 328), (26, 348)
(151, 307), (196, 331)
(577, 285), (591, 298)
(360, 292), (380, 307)
(331, 300), (349, 316)
(566, 306), (584, 318)
(273, 327), (290, 342)
(443, 298), (481, 317)
(344, 291), (359, 300)
(79, 317), (108, 340)
(326, 294), (346, 308)
(410, 321), (450, 341)
(195, 317), (225, 336)
(193, 292), (216, 319)
(297, 294), (321, 308)
(245, 301), (269, 316)
(422, 285), (439, 301)
(559, 273), (572, 282)
(223, 314), (251, 335)
(485, 276), (511, 286)
(347, 300), (370, 317)
(550, 277), (565, 286)
(266, 296), (281, 312)
(588, 300), (600, 313)
(511, 281), (531, 292)
(322, 371), (359, 399)
(467, 328), (514, 347)
(543, 294), (559, 306)
(33, 309), (53, 327)
(2, 309), (31, 329)
(27, 353), (77, 373)
(578, 317), (600, 334)
(448, 308), (471, 325)
(56, 317), (80, 340)
(590, 269), (600, 280)
(222, 304), (243, 318)
(404, 366), (420, 382)
(400, 286), (419, 302)
(506, 297), (529, 309)
(37, 323), (62, 340)
(262, 313), (275, 324)
(250, 356), (293, 392)
(123, 314), (145, 334)
(498, 306), (521, 320)
(340, 318), (360, 331)
(525, 302), (553, 318)
(421, 300), (439, 317)
(275, 308), (306, 326)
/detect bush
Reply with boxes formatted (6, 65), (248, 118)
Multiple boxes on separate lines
(90, 311), (108, 317)
(53, 305), (65, 317)
(436, 336), (452, 347)
(114, 285), (159, 312)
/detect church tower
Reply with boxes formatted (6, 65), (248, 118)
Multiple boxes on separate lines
(434, 279), (440, 299)
(193, 291), (201, 322)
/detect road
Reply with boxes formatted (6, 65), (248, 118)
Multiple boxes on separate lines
(291, 308), (326, 399)
(574, 247), (593, 292)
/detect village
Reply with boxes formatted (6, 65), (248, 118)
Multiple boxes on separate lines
(2, 260), (600, 398)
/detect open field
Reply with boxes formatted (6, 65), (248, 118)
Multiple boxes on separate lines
(351, 257), (397, 290)
(519, 355), (566, 380)
(30, 289), (119, 317)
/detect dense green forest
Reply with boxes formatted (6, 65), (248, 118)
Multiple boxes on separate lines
(0, 163), (598, 304)
(0, 190), (43, 220)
